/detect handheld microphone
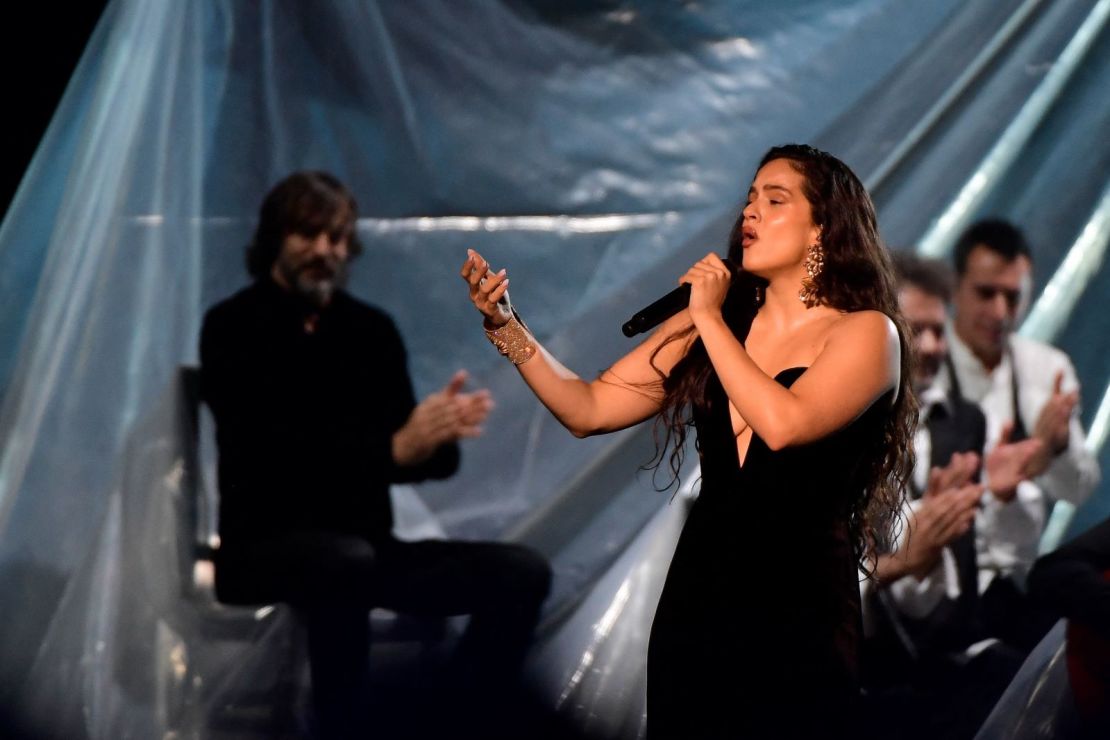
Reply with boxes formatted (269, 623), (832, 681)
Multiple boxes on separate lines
(621, 258), (737, 337)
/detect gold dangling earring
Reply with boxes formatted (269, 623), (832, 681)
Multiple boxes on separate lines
(798, 243), (824, 308)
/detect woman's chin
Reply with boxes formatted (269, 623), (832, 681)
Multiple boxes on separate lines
(740, 262), (771, 279)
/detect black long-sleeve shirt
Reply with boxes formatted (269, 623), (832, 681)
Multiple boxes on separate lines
(199, 279), (458, 546)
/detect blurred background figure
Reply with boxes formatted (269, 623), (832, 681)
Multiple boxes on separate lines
(943, 219), (1100, 650)
(201, 170), (551, 739)
(862, 252), (1041, 740)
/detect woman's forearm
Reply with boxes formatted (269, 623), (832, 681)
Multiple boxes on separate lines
(513, 341), (662, 437)
(514, 344), (606, 437)
(463, 249), (668, 438)
(695, 313), (804, 449)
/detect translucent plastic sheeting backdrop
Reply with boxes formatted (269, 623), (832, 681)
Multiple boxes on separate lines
(0, 0), (1107, 737)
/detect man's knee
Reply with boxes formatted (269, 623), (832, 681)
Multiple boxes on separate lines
(320, 535), (376, 567)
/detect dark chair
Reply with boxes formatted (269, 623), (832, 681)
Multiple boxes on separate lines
(175, 367), (451, 732)
(174, 367), (309, 734)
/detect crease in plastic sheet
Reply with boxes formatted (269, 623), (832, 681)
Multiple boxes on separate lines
(0, 0), (1107, 737)
(1021, 178), (1110, 344)
(916, 0), (1110, 258)
(1019, 177), (1110, 553)
(972, 621), (1087, 740)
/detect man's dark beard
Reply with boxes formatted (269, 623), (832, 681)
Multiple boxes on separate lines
(914, 358), (941, 395)
(285, 258), (346, 307)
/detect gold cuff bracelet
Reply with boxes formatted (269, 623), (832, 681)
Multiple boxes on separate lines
(484, 313), (537, 365)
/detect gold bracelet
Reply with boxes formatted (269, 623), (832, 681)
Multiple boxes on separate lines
(484, 312), (536, 364)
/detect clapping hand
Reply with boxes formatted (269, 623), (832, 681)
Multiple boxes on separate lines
(1025, 370), (1078, 477)
(984, 421), (1044, 502)
(391, 370), (493, 466)
(897, 452), (983, 579)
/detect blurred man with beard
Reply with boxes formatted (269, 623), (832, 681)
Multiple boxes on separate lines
(199, 171), (551, 738)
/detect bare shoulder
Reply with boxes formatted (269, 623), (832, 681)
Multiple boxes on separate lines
(823, 309), (901, 383)
(829, 309), (898, 348)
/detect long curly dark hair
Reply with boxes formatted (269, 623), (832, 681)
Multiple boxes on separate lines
(648, 144), (917, 573)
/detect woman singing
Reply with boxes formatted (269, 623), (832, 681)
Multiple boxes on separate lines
(461, 144), (916, 738)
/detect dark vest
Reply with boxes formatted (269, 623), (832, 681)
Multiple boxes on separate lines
(864, 384), (988, 682)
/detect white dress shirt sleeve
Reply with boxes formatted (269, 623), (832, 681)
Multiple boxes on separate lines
(976, 480), (1045, 588)
(884, 499), (962, 618)
(1035, 358), (1100, 506)
(887, 548), (959, 619)
(962, 336), (1101, 582)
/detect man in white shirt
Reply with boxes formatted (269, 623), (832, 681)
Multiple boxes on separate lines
(862, 253), (1042, 740)
(872, 254), (1042, 627)
(941, 219), (1100, 647)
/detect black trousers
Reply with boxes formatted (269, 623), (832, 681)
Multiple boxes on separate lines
(980, 574), (1059, 653)
(216, 533), (552, 739)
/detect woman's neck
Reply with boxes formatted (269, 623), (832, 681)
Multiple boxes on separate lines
(759, 271), (820, 330)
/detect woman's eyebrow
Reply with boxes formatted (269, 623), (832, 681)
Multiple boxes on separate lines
(749, 183), (791, 196)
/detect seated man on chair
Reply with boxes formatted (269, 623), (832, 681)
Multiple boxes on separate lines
(199, 171), (552, 738)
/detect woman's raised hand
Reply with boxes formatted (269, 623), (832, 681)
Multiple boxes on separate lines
(461, 248), (513, 327)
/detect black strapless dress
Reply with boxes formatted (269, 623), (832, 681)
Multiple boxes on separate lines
(647, 365), (887, 739)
